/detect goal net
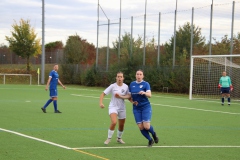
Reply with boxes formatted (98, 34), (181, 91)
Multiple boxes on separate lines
(189, 54), (240, 100)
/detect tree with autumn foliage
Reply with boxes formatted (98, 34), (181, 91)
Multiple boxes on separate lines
(211, 33), (240, 55)
(64, 34), (95, 65)
(5, 19), (41, 72)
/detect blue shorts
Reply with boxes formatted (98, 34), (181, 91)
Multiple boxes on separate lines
(49, 89), (58, 97)
(221, 87), (230, 94)
(133, 104), (152, 124)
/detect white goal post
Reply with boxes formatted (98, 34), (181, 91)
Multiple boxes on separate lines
(189, 54), (240, 100)
(0, 74), (32, 85)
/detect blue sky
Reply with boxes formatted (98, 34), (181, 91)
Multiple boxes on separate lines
(1, 0), (239, 47)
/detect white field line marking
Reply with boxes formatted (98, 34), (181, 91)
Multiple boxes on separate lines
(0, 128), (71, 149)
(73, 145), (240, 150)
(152, 95), (240, 104)
(1, 128), (110, 160)
(151, 103), (240, 115)
(71, 94), (240, 115)
(1, 128), (240, 151)
(71, 94), (110, 100)
(66, 87), (101, 92)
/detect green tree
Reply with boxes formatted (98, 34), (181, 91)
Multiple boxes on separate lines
(112, 32), (143, 62)
(45, 41), (63, 52)
(164, 22), (206, 66)
(5, 19), (41, 72)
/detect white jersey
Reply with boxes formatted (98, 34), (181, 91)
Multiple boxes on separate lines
(103, 83), (129, 110)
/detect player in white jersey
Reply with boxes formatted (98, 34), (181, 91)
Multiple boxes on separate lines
(99, 72), (129, 145)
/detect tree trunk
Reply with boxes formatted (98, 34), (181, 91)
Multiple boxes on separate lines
(26, 56), (30, 73)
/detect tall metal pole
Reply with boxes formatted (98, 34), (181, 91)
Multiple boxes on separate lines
(230, 1), (235, 75)
(130, 16), (133, 59)
(106, 19), (110, 71)
(173, 0), (178, 68)
(41, 0), (45, 84)
(157, 12), (161, 67)
(209, 0), (213, 55)
(190, 7), (194, 59)
(96, 0), (99, 69)
(230, 1), (235, 57)
(143, 0), (147, 66)
(190, 7), (194, 73)
(118, 0), (121, 63)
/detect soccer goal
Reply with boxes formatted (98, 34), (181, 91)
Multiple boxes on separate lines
(0, 74), (32, 85)
(189, 54), (240, 100)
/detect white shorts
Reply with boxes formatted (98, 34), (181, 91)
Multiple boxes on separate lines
(109, 108), (126, 119)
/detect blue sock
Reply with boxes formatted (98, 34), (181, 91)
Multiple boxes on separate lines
(228, 97), (230, 103)
(147, 125), (155, 136)
(221, 97), (224, 103)
(140, 129), (152, 141)
(53, 100), (57, 111)
(43, 99), (53, 109)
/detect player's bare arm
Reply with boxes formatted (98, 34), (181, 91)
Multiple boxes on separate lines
(58, 79), (66, 89)
(45, 77), (52, 91)
(99, 92), (105, 108)
(139, 91), (151, 98)
(115, 93), (131, 99)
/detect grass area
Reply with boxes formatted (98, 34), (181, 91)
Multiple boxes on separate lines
(0, 85), (240, 160)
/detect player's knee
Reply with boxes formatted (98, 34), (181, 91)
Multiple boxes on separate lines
(111, 121), (117, 126)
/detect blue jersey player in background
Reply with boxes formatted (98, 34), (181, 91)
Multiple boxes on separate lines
(117, 69), (159, 147)
(41, 64), (66, 113)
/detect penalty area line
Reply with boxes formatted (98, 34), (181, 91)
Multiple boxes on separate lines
(0, 128), (70, 149)
(73, 145), (240, 150)
(0, 128), (110, 160)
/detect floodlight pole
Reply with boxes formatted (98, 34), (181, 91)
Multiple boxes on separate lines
(41, 0), (45, 84)
(96, 0), (99, 69)
(157, 12), (161, 67)
(209, 0), (213, 55)
(230, 1), (235, 57)
(118, 0), (121, 63)
(143, 0), (147, 66)
(173, 0), (178, 69)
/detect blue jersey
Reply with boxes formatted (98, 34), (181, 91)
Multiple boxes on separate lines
(129, 80), (151, 107)
(49, 70), (59, 90)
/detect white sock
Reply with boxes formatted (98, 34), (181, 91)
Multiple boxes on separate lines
(117, 130), (123, 139)
(108, 129), (114, 139)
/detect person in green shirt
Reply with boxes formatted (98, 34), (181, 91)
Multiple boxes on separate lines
(218, 71), (233, 106)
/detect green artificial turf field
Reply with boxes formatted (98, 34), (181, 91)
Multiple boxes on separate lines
(0, 85), (239, 160)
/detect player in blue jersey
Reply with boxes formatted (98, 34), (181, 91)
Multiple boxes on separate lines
(41, 64), (66, 113)
(218, 71), (233, 106)
(99, 72), (129, 145)
(117, 69), (159, 147)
